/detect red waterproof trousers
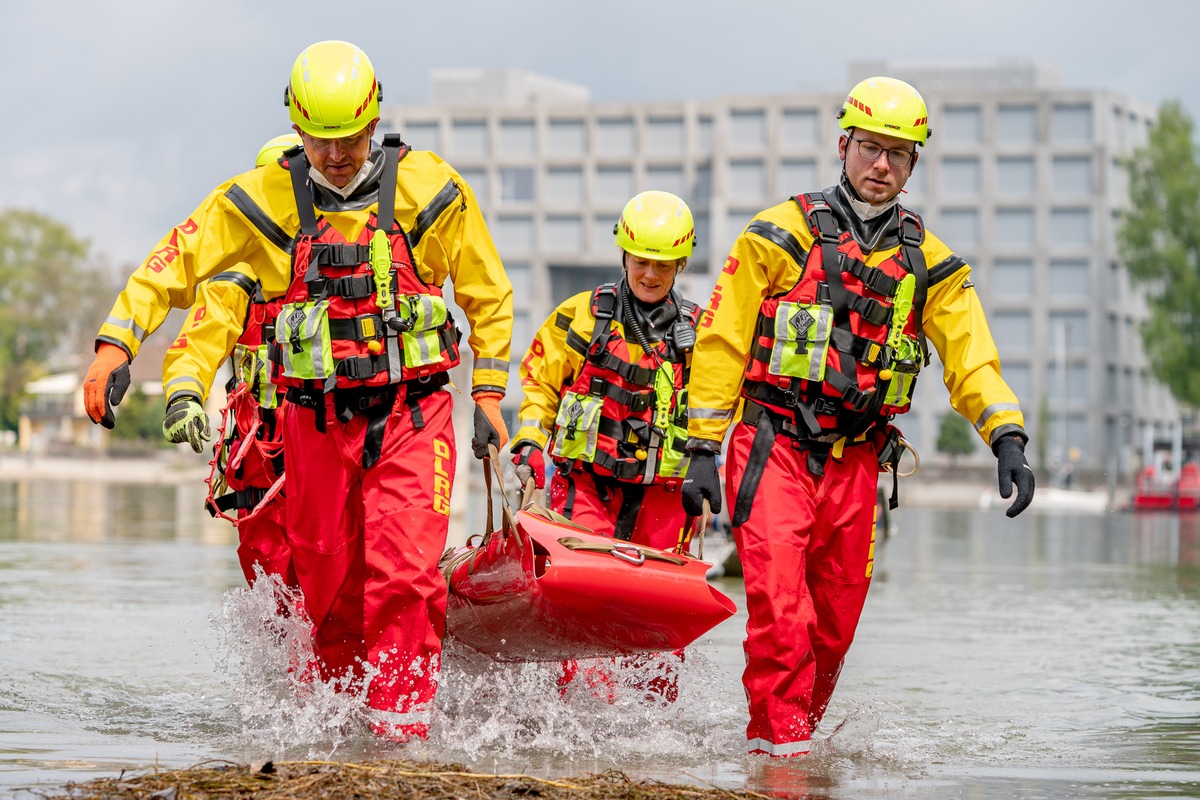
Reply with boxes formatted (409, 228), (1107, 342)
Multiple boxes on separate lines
(283, 388), (455, 740)
(726, 422), (880, 757)
(547, 469), (688, 551)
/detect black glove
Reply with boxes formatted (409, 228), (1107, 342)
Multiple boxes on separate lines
(994, 434), (1035, 518)
(471, 401), (499, 459)
(101, 363), (132, 430)
(682, 450), (722, 516)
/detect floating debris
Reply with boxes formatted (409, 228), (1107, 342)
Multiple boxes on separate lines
(36, 759), (769, 799)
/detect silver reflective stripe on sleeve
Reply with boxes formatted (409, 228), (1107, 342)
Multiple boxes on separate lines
(105, 315), (147, 342)
(165, 376), (206, 397)
(688, 406), (736, 421)
(475, 358), (510, 374)
(974, 402), (1022, 431)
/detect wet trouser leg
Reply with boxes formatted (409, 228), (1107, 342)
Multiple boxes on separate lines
(283, 389), (454, 740)
(727, 422), (878, 757)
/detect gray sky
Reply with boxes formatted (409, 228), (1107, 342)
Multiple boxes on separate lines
(3, 0), (1196, 269)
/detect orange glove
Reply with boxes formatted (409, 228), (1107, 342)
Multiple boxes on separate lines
(83, 343), (131, 429)
(471, 390), (509, 459)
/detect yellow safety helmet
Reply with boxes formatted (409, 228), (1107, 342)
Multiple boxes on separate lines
(837, 76), (931, 146)
(614, 191), (695, 261)
(255, 133), (303, 168)
(284, 41), (381, 139)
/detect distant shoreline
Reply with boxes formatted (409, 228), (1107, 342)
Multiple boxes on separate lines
(0, 452), (1126, 512)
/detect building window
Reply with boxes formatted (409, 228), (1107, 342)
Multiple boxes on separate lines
(545, 216), (583, 251)
(940, 208), (980, 247)
(404, 120), (440, 151)
(1004, 362), (1032, 401)
(451, 120), (488, 157)
(550, 264), (613, 305)
(698, 116), (714, 152)
(943, 106), (982, 143)
(693, 211), (710, 255)
(779, 159), (817, 195)
(646, 164), (686, 197)
(596, 166), (634, 205)
(994, 260), (1033, 297)
(991, 311), (1032, 349)
(547, 119), (586, 155)
(493, 216), (534, 252)
(693, 163), (713, 202)
(942, 157), (980, 194)
(1051, 208), (1091, 246)
(781, 109), (818, 146)
(506, 262), (532, 301)
(729, 159), (766, 200)
(646, 117), (685, 155)
(730, 109), (766, 149)
(1049, 259), (1091, 296)
(1052, 104), (1093, 142)
(997, 105), (1037, 144)
(1049, 311), (1090, 351)
(458, 168), (489, 205)
(499, 120), (536, 155)
(997, 156), (1036, 195)
(593, 214), (617, 253)
(499, 168), (534, 203)
(1052, 155), (1092, 194)
(1048, 364), (1090, 402)
(597, 118), (635, 156)
(996, 208), (1035, 246)
(545, 167), (583, 206)
(727, 209), (755, 238)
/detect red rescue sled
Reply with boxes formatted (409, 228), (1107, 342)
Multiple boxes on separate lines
(440, 456), (736, 662)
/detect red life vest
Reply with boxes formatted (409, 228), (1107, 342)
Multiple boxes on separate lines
(270, 135), (461, 394)
(549, 282), (699, 485)
(741, 192), (928, 438)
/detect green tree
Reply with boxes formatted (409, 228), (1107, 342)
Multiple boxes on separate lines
(108, 386), (168, 446)
(936, 412), (976, 466)
(1117, 100), (1200, 406)
(0, 209), (118, 430)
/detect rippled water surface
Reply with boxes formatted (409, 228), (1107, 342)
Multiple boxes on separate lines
(1, 478), (1198, 799)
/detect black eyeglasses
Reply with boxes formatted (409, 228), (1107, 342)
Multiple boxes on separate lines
(850, 136), (915, 168)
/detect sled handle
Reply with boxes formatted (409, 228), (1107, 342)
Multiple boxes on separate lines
(481, 443), (520, 548)
(679, 499), (713, 559)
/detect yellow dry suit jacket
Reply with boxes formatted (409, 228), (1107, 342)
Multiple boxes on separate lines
(100, 145), (512, 400)
(687, 194), (1025, 450)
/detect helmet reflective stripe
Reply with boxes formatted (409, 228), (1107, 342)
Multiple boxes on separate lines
(614, 190), (695, 261)
(286, 41), (381, 139)
(255, 133), (303, 168)
(837, 76), (931, 146)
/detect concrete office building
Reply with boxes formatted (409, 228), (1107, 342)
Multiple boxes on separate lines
(381, 61), (1179, 479)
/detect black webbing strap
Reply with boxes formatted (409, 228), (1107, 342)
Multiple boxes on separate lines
(288, 151), (320, 236)
(732, 407), (775, 528)
(613, 483), (645, 541)
(899, 209), (931, 365)
(377, 135), (403, 232)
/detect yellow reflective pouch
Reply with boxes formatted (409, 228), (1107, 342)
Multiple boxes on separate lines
(396, 294), (449, 368)
(276, 299), (335, 381)
(550, 391), (604, 462)
(769, 301), (832, 380)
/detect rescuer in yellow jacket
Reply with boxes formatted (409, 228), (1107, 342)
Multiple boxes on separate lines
(160, 134), (300, 593)
(511, 190), (701, 549)
(82, 41), (514, 744)
(680, 77), (1035, 758)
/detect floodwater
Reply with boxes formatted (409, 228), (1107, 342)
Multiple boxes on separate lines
(1, 477), (1198, 799)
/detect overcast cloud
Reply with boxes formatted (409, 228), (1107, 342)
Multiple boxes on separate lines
(2, 0), (1197, 269)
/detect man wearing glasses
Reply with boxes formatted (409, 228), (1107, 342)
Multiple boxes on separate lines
(681, 76), (1034, 757)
